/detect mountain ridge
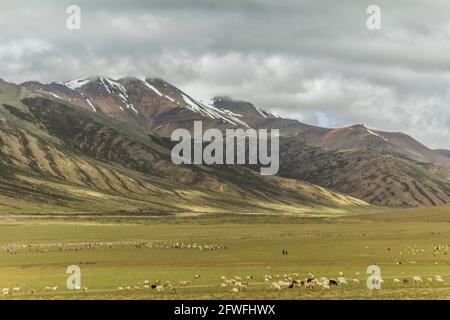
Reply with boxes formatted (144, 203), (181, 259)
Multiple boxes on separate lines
(17, 76), (450, 207)
(0, 79), (368, 215)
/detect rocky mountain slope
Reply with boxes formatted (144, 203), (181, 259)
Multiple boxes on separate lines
(0, 79), (367, 215)
(20, 77), (450, 208)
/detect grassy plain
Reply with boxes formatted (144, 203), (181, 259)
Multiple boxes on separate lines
(0, 205), (450, 299)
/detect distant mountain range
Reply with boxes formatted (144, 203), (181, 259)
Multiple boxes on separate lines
(0, 75), (447, 213)
(0, 78), (366, 215)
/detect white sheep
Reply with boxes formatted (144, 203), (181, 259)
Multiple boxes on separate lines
(271, 282), (282, 290)
(278, 281), (291, 288)
(156, 285), (165, 293)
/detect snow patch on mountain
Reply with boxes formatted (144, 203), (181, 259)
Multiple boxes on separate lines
(222, 109), (243, 118)
(64, 78), (90, 90)
(367, 128), (388, 141)
(181, 94), (250, 128)
(99, 77), (138, 114)
(141, 79), (163, 97)
(46, 92), (62, 100)
(86, 99), (97, 112)
(256, 106), (268, 119)
(164, 95), (176, 103)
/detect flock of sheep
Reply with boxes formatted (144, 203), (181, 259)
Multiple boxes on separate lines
(1, 242), (450, 297)
(1, 240), (225, 255)
(266, 273), (447, 291)
(1, 270), (448, 298)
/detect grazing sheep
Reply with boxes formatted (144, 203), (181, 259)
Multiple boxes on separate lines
(171, 287), (177, 294)
(352, 278), (360, 284)
(304, 281), (315, 290)
(118, 287), (124, 291)
(224, 279), (233, 286)
(337, 277), (348, 285)
(194, 275), (200, 279)
(231, 288), (239, 293)
(329, 279), (338, 286)
(278, 281), (291, 289)
(393, 278), (400, 284)
(82, 287), (88, 292)
(51, 286), (58, 291)
(156, 286), (165, 293)
(12, 287), (20, 293)
(413, 276), (423, 284)
(435, 276), (444, 282)
(271, 282), (282, 290)
(2, 288), (9, 296)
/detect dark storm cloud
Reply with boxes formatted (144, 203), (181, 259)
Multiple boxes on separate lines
(0, 0), (449, 148)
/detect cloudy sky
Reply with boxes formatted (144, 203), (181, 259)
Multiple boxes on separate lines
(0, 0), (449, 148)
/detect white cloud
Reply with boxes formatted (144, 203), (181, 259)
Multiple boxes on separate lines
(0, 0), (449, 148)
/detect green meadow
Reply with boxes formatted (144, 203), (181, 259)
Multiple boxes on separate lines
(1, 205), (450, 300)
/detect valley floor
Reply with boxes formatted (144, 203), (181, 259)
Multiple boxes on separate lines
(1, 205), (450, 300)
